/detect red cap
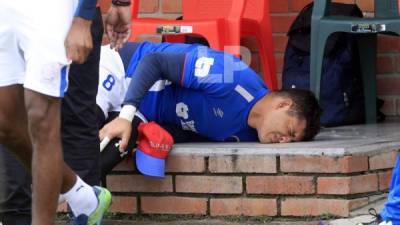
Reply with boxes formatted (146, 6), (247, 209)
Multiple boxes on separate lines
(136, 122), (174, 178)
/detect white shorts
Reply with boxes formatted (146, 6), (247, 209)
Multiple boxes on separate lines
(0, 0), (78, 97)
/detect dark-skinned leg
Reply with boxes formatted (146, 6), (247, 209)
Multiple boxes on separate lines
(0, 86), (31, 170)
(0, 86), (76, 225)
(24, 89), (79, 225)
(0, 86), (33, 225)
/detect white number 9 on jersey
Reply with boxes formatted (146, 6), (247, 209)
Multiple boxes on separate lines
(195, 57), (214, 77)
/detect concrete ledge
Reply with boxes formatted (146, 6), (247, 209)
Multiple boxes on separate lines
(66, 120), (400, 218)
(171, 121), (400, 157)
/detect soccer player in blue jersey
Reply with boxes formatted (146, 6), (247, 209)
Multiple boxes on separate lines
(98, 41), (322, 159)
(97, 44), (209, 176)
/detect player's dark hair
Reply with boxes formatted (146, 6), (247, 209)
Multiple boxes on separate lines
(273, 89), (322, 141)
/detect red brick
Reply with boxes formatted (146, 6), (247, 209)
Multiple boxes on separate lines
(356, 0), (374, 12)
(377, 55), (395, 74)
(141, 196), (207, 215)
(247, 176), (314, 194)
(281, 198), (350, 217)
(273, 35), (288, 53)
(281, 155), (368, 173)
(378, 35), (400, 53)
(290, 0), (313, 12)
(210, 198), (277, 216)
(317, 174), (378, 194)
(161, 0), (182, 13)
(318, 177), (351, 194)
(165, 155), (205, 173)
(112, 160), (135, 172)
(377, 77), (400, 95)
(107, 175), (173, 192)
(110, 196), (137, 214)
(350, 197), (369, 210)
(270, 0), (289, 13)
(379, 97), (397, 116)
(271, 15), (296, 33)
(175, 176), (242, 194)
(351, 174), (379, 194)
(139, 0), (159, 13)
(209, 155), (276, 173)
(379, 170), (393, 191)
(369, 151), (398, 170)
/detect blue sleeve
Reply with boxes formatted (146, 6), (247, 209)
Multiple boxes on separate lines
(75, 0), (97, 20)
(118, 42), (141, 72)
(123, 53), (185, 107)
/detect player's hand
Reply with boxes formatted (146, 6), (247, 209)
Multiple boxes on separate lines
(104, 5), (131, 50)
(65, 17), (93, 64)
(99, 117), (132, 152)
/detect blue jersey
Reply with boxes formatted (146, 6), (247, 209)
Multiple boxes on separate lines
(125, 42), (269, 142)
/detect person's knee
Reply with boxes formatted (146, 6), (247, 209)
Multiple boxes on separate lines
(25, 92), (61, 142)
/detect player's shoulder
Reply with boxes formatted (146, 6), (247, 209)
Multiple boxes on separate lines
(101, 45), (121, 61)
(100, 45), (125, 76)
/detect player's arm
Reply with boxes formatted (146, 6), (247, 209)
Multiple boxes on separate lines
(100, 118), (211, 179)
(99, 53), (186, 151)
(100, 114), (143, 178)
(123, 53), (186, 108)
(65, 0), (97, 63)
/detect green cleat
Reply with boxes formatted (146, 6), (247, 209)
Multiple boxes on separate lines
(72, 186), (112, 225)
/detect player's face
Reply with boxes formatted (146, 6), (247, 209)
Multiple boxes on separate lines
(257, 106), (306, 144)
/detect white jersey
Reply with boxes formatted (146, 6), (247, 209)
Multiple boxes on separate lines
(97, 45), (131, 119)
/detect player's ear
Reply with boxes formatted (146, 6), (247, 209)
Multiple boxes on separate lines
(275, 98), (293, 110)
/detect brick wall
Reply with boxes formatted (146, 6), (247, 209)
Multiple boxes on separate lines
(90, 149), (396, 217)
(57, 149), (396, 217)
(100, 0), (400, 117)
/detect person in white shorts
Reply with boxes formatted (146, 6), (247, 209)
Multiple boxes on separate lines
(0, 0), (131, 224)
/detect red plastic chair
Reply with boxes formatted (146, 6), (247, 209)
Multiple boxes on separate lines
(129, 0), (277, 90)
